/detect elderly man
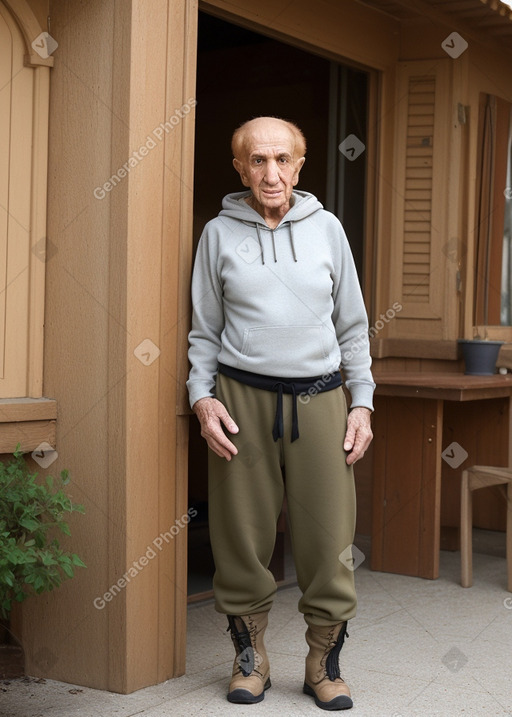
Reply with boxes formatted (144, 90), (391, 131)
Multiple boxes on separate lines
(187, 116), (374, 711)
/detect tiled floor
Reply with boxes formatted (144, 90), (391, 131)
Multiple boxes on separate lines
(2, 530), (511, 717)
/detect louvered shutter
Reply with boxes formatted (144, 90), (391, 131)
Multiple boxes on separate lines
(389, 60), (452, 340)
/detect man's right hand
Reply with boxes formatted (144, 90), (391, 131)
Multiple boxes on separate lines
(192, 397), (239, 461)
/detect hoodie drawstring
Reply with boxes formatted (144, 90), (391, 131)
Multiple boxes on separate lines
(289, 223), (298, 262)
(271, 381), (299, 442)
(256, 224), (265, 265)
(254, 223), (296, 264)
(270, 231), (277, 263)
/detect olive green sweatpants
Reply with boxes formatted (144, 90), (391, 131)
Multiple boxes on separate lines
(208, 373), (357, 627)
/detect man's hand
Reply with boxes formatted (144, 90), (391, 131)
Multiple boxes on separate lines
(193, 397), (239, 461)
(344, 406), (373, 465)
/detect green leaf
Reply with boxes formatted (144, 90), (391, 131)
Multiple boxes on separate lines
(18, 517), (40, 532)
(61, 563), (74, 578)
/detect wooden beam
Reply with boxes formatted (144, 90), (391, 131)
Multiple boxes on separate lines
(371, 337), (459, 359)
(390, 0), (512, 55)
(0, 419), (56, 453)
(0, 398), (57, 422)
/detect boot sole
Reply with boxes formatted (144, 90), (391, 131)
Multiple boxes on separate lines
(227, 678), (271, 704)
(303, 682), (353, 710)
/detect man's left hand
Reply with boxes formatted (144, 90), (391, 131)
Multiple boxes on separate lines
(344, 406), (373, 465)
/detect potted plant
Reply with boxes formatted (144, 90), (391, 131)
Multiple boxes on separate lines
(458, 331), (504, 375)
(0, 446), (86, 677)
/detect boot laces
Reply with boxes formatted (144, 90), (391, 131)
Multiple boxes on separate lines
(325, 622), (349, 681)
(227, 615), (256, 677)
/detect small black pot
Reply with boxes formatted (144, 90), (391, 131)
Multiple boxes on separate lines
(458, 339), (504, 376)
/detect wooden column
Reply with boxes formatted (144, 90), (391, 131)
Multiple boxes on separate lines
(20, 0), (197, 693)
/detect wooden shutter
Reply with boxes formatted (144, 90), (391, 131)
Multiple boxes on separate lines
(0, 3), (49, 397)
(389, 60), (452, 340)
(402, 75), (435, 302)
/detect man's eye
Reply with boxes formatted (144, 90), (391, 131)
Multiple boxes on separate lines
(279, 157), (288, 163)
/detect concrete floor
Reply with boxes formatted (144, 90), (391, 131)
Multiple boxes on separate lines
(1, 530), (512, 717)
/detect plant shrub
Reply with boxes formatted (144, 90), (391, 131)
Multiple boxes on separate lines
(0, 447), (86, 619)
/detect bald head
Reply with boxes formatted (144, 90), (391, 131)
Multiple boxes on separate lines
(231, 116), (306, 225)
(231, 116), (306, 161)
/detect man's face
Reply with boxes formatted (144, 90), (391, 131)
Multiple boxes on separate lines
(233, 119), (305, 214)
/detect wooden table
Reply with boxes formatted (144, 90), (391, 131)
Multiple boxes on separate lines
(371, 372), (512, 578)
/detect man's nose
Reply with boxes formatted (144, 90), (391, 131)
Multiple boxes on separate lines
(264, 160), (279, 184)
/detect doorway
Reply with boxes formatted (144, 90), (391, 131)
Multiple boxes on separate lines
(187, 11), (371, 599)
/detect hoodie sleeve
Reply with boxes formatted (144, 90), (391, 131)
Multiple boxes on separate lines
(330, 220), (375, 411)
(186, 225), (224, 408)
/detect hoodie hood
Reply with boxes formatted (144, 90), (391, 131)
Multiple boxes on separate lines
(219, 190), (324, 264)
(219, 190), (323, 224)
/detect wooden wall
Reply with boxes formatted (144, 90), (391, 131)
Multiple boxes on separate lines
(16, 0), (197, 693)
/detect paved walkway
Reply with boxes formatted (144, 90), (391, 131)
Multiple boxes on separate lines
(2, 532), (512, 716)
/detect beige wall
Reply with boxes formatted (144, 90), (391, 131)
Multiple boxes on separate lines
(18, 0), (197, 693)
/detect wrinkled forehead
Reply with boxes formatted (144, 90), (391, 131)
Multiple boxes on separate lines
(240, 121), (299, 159)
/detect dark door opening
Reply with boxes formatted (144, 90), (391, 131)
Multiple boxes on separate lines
(187, 11), (370, 599)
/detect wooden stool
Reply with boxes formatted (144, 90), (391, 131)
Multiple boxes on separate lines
(460, 466), (512, 592)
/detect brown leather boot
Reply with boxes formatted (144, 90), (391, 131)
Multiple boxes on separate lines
(303, 621), (353, 710)
(226, 612), (271, 703)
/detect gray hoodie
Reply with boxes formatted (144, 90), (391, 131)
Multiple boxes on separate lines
(187, 190), (375, 410)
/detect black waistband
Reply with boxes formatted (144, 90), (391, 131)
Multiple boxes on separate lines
(217, 363), (342, 442)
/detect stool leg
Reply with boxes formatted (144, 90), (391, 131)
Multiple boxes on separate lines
(461, 471), (473, 588)
(507, 483), (512, 593)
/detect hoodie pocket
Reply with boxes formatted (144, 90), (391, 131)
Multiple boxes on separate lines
(240, 325), (334, 374)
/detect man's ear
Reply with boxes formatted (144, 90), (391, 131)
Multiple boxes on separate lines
(233, 157), (250, 187)
(292, 156), (306, 186)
